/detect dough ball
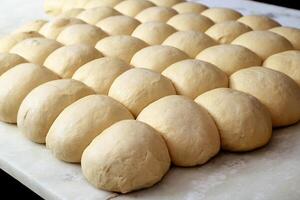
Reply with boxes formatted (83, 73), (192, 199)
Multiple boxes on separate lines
(44, 44), (102, 78)
(135, 6), (178, 23)
(72, 57), (131, 94)
(197, 44), (262, 75)
(167, 13), (214, 32)
(17, 79), (95, 143)
(46, 95), (134, 163)
(84, 0), (123, 8)
(0, 63), (59, 123)
(201, 8), (242, 23)
(81, 120), (170, 193)
(96, 16), (140, 35)
(137, 95), (220, 166)
(58, 8), (84, 18)
(163, 31), (217, 57)
(0, 53), (27, 75)
(131, 45), (189, 72)
(237, 15), (280, 30)
(263, 50), (300, 86)
(61, 0), (88, 13)
(114, 0), (155, 17)
(96, 35), (148, 63)
(10, 37), (62, 65)
(77, 7), (121, 25)
(148, 0), (184, 7)
(44, 0), (63, 16)
(205, 21), (252, 44)
(15, 20), (48, 33)
(230, 67), (300, 127)
(270, 26), (300, 50)
(232, 31), (294, 60)
(172, 2), (208, 14)
(108, 68), (176, 117)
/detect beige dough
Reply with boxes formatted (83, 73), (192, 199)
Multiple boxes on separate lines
(232, 31), (294, 60)
(263, 50), (300, 86)
(15, 20), (48, 33)
(131, 45), (189, 72)
(270, 26), (300, 50)
(114, 0), (155, 17)
(77, 7), (121, 25)
(201, 8), (242, 23)
(135, 6), (178, 23)
(108, 68), (176, 117)
(96, 16), (140, 35)
(237, 15), (280, 30)
(172, 2), (208, 14)
(44, 44), (102, 78)
(196, 44), (262, 75)
(195, 88), (272, 151)
(10, 37), (62, 65)
(81, 120), (170, 193)
(84, 0), (123, 8)
(58, 8), (84, 18)
(72, 57), (131, 94)
(17, 79), (94, 143)
(205, 21), (252, 44)
(46, 95), (134, 163)
(0, 63), (59, 123)
(148, 0), (184, 7)
(44, 0), (63, 16)
(167, 13), (214, 32)
(96, 35), (148, 63)
(61, 0), (88, 13)
(230, 67), (300, 127)
(0, 53), (27, 75)
(163, 31), (217, 58)
(137, 95), (220, 166)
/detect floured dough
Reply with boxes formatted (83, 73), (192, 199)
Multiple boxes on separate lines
(237, 15), (280, 30)
(148, 0), (184, 7)
(0, 53), (27, 75)
(58, 8), (84, 18)
(172, 2), (208, 14)
(77, 7), (121, 25)
(114, 0), (155, 17)
(15, 20), (48, 33)
(135, 6), (178, 23)
(84, 0), (123, 8)
(270, 26), (300, 50)
(201, 8), (242, 23)
(44, 0), (63, 16)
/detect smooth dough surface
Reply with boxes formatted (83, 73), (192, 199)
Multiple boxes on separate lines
(201, 8), (242, 23)
(270, 26), (300, 50)
(0, 53), (27, 75)
(16, 20), (48, 33)
(44, 0), (63, 16)
(237, 15), (280, 30)
(114, 0), (155, 17)
(148, 0), (184, 7)
(58, 8), (84, 18)
(77, 7), (121, 25)
(172, 2), (208, 14)
(135, 7), (178, 23)
(84, 0), (123, 8)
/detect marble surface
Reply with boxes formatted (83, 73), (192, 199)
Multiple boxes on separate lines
(0, 0), (300, 200)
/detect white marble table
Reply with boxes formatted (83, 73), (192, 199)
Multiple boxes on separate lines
(0, 0), (300, 200)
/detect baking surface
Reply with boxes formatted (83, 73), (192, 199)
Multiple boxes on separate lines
(0, 0), (300, 200)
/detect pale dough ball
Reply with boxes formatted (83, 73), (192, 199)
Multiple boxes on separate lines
(73, 57), (131, 94)
(196, 44), (262, 75)
(114, 0), (155, 17)
(10, 37), (62, 65)
(57, 24), (108, 46)
(167, 13), (214, 32)
(148, 0), (184, 7)
(232, 31), (294, 60)
(96, 35), (148, 63)
(61, 0), (89, 13)
(270, 26), (300, 50)
(81, 120), (170, 193)
(44, 44), (102, 78)
(15, 20), (48, 33)
(237, 15), (280, 30)
(96, 16), (140, 35)
(17, 79), (95, 143)
(162, 59), (228, 98)
(58, 8), (84, 18)
(163, 31), (217, 57)
(0, 63), (59, 123)
(0, 53), (27, 75)
(135, 6), (178, 23)
(46, 95), (134, 163)
(131, 45), (189, 72)
(172, 2), (208, 14)
(205, 21), (252, 44)
(195, 88), (272, 151)
(108, 68), (176, 117)
(77, 7), (121, 25)
(137, 95), (220, 166)
(84, 0), (123, 8)
(263, 50), (300, 86)
(230, 67), (300, 127)
(201, 8), (242, 23)
(44, 0), (63, 16)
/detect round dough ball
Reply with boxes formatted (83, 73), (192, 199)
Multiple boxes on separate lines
(237, 15), (280, 30)
(57, 24), (108, 46)
(10, 37), (62, 65)
(108, 68), (176, 117)
(195, 88), (272, 151)
(135, 6), (178, 23)
(163, 31), (217, 57)
(44, 0), (63, 16)
(84, 0), (123, 8)
(73, 57), (131, 94)
(263, 50), (300, 86)
(96, 16), (140, 35)
(232, 31), (294, 60)
(114, 0), (155, 17)
(96, 35), (148, 63)
(0, 53), (27, 75)
(162, 59), (228, 98)
(137, 95), (220, 166)
(196, 44), (262, 75)
(230, 67), (300, 127)
(15, 20), (48, 33)
(58, 8), (84, 18)
(17, 79), (95, 143)
(81, 120), (170, 193)
(205, 21), (252, 44)
(131, 45), (189, 72)
(61, 0), (88, 12)
(46, 95), (134, 163)
(270, 26), (300, 50)
(44, 44), (102, 78)
(201, 8), (242, 23)
(0, 63), (59, 123)
(148, 0), (184, 7)
(167, 13), (214, 32)
(77, 7), (121, 25)
(172, 2), (208, 14)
